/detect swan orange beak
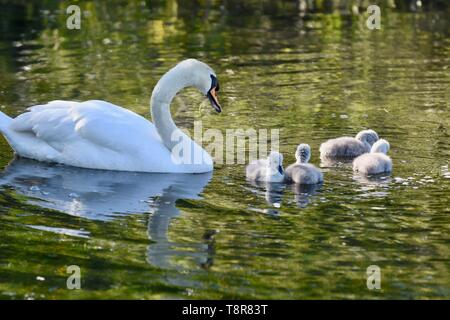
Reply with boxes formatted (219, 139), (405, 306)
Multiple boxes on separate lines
(207, 87), (221, 113)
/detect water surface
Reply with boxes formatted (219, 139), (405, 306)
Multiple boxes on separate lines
(0, 1), (449, 299)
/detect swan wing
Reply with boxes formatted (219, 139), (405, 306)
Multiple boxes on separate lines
(10, 100), (160, 154)
(246, 159), (267, 181)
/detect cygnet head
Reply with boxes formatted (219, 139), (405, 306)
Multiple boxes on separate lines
(172, 59), (221, 113)
(267, 151), (284, 176)
(371, 139), (390, 154)
(356, 129), (379, 146)
(295, 144), (311, 164)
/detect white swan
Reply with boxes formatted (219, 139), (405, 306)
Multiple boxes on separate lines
(246, 151), (284, 183)
(353, 139), (392, 175)
(0, 59), (221, 173)
(319, 129), (379, 160)
(285, 144), (323, 184)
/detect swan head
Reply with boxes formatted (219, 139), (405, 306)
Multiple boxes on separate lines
(371, 139), (390, 154)
(176, 59), (221, 113)
(267, 151), (284, 180)
(356, 129), (379, 146)
(295, 144), (311, 164)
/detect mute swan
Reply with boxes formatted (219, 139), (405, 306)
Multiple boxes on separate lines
(0, 59), (221, 173)
(285, 144), (323, 184)
(353, 139), (392, 175)
(319, 129), (379, 160)
(246, 151), (284, 183)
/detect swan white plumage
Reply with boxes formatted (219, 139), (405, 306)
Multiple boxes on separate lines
(353, 139), (392, 175)
(0, 59), (221, 173)
(246, 151), (284, 183)
(319, 129), (379, 160)
(285, 144), (323, 184)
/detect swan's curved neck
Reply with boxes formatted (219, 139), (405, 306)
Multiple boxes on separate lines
(150, 66), (195, 151)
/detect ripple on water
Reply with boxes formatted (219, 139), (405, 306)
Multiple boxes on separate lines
(0, 3), (449, 299)
(25, 225), (90, 239)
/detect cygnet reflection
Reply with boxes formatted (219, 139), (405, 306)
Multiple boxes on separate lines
(289, 182), (322, 208)
(247, 180), (285, 216)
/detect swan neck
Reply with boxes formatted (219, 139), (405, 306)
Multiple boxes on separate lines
(150, 67), (193, 151)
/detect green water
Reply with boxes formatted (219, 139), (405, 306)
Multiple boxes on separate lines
(0, 1), (449, 299)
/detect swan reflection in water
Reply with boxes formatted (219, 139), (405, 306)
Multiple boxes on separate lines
(0, 158), (213, 269)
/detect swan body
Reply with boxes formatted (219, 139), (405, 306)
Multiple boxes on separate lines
(246, 151), (284, 183)
(285, 144), (323, 184)
(0, 59), (221, 173)
(319, 129), (379, 160)
(353, 139), (392, 175)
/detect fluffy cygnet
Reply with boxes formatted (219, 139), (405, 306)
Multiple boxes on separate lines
(353, 139), (392, 175)
(320, 129), (379, 160)
(285, 144), (323, 184)
(246, 151), (284, 182)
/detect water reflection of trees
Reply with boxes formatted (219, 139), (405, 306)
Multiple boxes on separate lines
(0, 0), (448, 166)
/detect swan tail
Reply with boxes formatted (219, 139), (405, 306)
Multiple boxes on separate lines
(0, 111), (12, 134)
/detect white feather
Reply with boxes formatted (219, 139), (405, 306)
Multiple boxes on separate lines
(320, 129), (379, 160)
(353, 139), (392, 175)
(285, 144), (323, 184)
